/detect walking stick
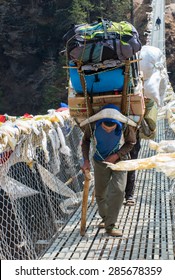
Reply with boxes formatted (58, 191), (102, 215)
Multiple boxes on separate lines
(91, 188), (95, 205)
(80, 169), (91, 236)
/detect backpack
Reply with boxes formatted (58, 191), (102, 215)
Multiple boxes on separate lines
(63, 19), (142, 64)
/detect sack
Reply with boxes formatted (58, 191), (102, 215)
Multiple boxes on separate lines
(69, 63), (125, 94)
(144, 100), (157, 131)
(139, 119), (156, 140)
(139, 45), (164, 81)
(139, 99), (157, 139)
(63, 19), (142, 64)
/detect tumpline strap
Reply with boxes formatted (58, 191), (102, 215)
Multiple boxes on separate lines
(101, 18), (108, 39)
(89, 43), (96, 63)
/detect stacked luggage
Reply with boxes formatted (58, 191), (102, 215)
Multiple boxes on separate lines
(62, 18), (145, 125)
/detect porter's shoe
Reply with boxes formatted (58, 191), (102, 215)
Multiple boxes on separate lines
(106, 227), (122, 237)
(125, 196), (135, 206)
(98, 220), (105, 229)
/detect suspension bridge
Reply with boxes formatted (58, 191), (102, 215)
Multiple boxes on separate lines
(0, 0), (175, 260)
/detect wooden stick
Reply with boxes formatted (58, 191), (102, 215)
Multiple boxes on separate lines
(91, 188), (95, 205)
(121, 60), (131, 115)
(79, 72), (94, 116)
(64, 170), (82, 185)
(80, 170), (91, 236)
(63, 66), (78, 69)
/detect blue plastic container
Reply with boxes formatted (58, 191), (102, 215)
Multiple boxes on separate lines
(69, 65), (124, 94)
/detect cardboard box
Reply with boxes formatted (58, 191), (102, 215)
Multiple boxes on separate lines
(68, 94), (145, 119)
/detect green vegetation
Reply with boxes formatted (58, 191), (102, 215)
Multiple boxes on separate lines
(0, 0), (135, 115)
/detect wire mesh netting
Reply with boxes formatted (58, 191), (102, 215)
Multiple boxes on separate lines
(0, 116), (86, 260)
(1, 105), (175, 260)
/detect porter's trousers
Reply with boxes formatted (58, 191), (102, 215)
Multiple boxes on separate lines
(93, 159), (127, 230)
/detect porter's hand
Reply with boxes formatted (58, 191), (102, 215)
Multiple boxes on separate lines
(81, 159), (90, 173)
(104, 153), (119, 164)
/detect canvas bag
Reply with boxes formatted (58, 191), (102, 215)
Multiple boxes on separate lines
(63, 19), (142, 64)
(139, 99), (157, 140)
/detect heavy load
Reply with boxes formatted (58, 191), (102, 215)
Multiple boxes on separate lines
(139, 45), (168, 107)
(62, 18), (145, 128)
(63, 19), (142, 64)
(139, 99), (157, 140)
(69, 62), (125, 94)
(67, 59), (145, 127)
(138, 45), (168, 139)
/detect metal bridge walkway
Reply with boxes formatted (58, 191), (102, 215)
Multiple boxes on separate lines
(42, 119), (175, 260)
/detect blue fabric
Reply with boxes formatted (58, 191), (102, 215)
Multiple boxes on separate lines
(96, 118), (122, 130)
(96, 104), (123, 130)
(69, 64), (124, 93)
(93, 103), (123, 161)
(94, 123), (122, 161)
(60, 102), (68, 108)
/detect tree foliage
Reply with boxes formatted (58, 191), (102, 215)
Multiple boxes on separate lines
(69, 0), (94, 24)
(67, 0), (132, 24)
(0, 0), (136, 115)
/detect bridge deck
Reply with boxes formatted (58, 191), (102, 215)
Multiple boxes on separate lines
(42, 119), (175, 260)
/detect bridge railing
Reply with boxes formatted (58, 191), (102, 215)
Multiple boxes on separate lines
(0, 111), (87, 259)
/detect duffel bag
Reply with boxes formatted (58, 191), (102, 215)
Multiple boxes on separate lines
(63, 19), (142, 64)
(69, 63), (125, 94)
